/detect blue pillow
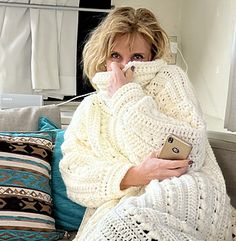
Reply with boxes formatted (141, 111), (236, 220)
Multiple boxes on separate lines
(38, 117), (86, 231)
(0, 131), (65, 241)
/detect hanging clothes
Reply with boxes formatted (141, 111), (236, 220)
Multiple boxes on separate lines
(30, 0), (79, 98)
(0, 0), (32, 94)
(30, 0), (60, 91)
(0, 0), (79, 99)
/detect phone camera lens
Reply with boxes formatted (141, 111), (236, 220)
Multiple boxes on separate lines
(168, 137), (173, 143)
(172, 147), (180, 153)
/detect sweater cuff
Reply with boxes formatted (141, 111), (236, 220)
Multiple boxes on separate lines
(107, 162), (141, 197)
(111, 83), (144, 115)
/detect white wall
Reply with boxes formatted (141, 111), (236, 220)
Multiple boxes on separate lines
(113, 0), (183, 37)
(180, 0), (236, 123)
(114, 0), (236, 132)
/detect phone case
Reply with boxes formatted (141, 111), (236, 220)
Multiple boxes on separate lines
(159, 134), (192, 160)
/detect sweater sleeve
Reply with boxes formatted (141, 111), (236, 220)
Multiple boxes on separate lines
(59, 96), (139, 208)
(110, 65), (207, 170)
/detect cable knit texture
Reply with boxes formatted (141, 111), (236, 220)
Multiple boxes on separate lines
(60, 59), (236, 240)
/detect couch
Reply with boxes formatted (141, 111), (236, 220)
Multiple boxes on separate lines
(0, 105), (235, 241)
(0, 105), (77, 241)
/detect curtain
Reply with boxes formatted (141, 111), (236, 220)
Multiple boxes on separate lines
(224, 23), (236, 131)
(0, 0), (79, 99)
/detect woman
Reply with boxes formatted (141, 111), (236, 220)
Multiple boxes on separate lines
(60, 7), (235, 241)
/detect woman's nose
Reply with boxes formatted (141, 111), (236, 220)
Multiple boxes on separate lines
(121, 57), (130, 66)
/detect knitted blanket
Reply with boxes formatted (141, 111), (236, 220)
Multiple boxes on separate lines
(60, 60), (235, 240)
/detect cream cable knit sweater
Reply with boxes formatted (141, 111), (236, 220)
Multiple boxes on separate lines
(60, 59), (236, 240)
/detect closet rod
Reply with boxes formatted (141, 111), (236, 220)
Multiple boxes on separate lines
(0, 1), (111, 13)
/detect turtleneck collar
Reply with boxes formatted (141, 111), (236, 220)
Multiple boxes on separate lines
(91, 59), (167, 92)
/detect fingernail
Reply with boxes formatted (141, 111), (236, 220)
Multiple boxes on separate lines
(131, 66), (135, 72)
(188, 160), (194, 165)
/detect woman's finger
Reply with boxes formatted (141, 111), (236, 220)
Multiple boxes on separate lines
(110, 61), (124, 71)
(154, 167), (184, 180)
(124, 66), (135, 82)
(165, 159), (189, 169)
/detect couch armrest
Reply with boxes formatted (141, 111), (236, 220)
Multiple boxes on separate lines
(209, 137), (236, 208)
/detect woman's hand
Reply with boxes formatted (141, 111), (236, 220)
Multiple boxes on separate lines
(120, 152), (190, 190)
(108, 62), (134, 96)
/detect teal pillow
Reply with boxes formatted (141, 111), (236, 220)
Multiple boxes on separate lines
(38, 117), (86, 231)
(0, 131), (65, 241)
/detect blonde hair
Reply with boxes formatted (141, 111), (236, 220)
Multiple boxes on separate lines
(82, 7), (169, 80)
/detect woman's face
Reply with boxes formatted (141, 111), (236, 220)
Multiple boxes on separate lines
(106, 33), (152, 71)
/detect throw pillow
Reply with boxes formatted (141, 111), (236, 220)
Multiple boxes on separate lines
(38, 117), (86, 231)
(0, 131), (65, 241)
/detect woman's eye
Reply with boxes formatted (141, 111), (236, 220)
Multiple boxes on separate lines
(111, 52), (120, 59)
(132, 54), (144, 61)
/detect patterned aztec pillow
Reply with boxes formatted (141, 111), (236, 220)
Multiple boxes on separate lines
(0, 132), (65, 241)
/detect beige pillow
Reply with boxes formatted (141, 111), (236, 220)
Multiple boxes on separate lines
(0, 105), (61, 131)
